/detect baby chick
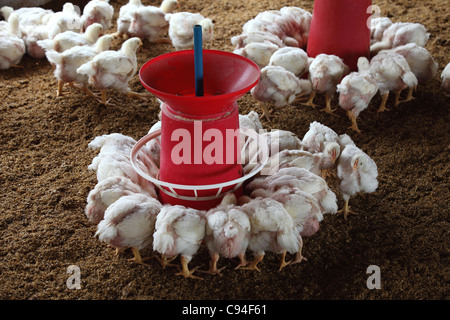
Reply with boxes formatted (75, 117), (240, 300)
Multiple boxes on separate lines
(96, 193), (162, 264)
(47, 2), (82, 39)
(114, 0), (142, 39)
(269, 46), (309, 78)
(38, 22), (103, 53)
(336, 144), (379, 220)
(370, 22), (430, 54)
(202, 194), (251, 276)
(337, 57), (379, 133)
(251, 65), (312, 121)
(233, 41), (279, 68)
(0, 12), (25, 69)
(165, 12), (213, 50)
(301, 121), (341, 177)
(231, 30), (285, 51)
(302, 54), (349, 115)
(369, 51), (418, 112)
(80, 0), (114, 32)
(44, 34), (114, 97)
(240, 197), (301, 271)
(76, 37), (144, 104)
(386, 43), (438, 102)
(128, 4), (172, 44)
(153, 205), (206, 279)
(85, 176), (157, 224)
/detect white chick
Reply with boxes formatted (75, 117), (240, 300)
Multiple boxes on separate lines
(1, 6), (54, 27)
(233, 41), (279, 68)
(87, 132), (157, 196)
(47, 2), (82, 39)
(301, 121), (341, 176)
(21, 24), (49, 59)
(370, 22), (430, 53)
(96, 193), (162, 264)
(263, 129), (303, 155)
(152, 205), (206, 279)
(85, 175), (157, 225)
(251, 65), (312, 121)
(80, 0), (114, 32)
(253, 10), (303, 48)
(269, 187), (322, 262)
(269, 46), (309, 78)
(337, 57), (379, 133)
(76, 37), (144, 104)
(369, 51), (418, 112)
(0, 13), (25, 70)
(302, 53), (349, 115)
(370, 17), (393, 45)
(265, 149), (324, 176)
(240, 197), (301, 271)
(247, 167), (338, 217)
(387, 43), (438, 102)
(242, 17), (297, 47)
(128, 5), (170, 44)
(231, 30), (285, 50)
(441, 62), (450, 94)
(44, 34), (114, 97)
(165, 12), (213, 50)
(279, 6), (312, 48)
(239, 110), (263, 132)
(202, 193), (251, 275)
(336, 144), (378, 220)
(38, 22), (103, 53)
(114, 0), (142, 39)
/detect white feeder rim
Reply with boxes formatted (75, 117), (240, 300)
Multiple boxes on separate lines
(130, 129), (269, 201)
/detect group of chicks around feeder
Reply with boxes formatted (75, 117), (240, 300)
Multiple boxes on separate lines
(231, 7), (450, 133)
(85, 112), (378, 279)
(0, 0), (214, 104)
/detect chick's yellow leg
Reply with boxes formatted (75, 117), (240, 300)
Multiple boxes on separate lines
(175, 256), (203, 280)
(347, 111), (361, 133)
(155, 254), (178, 269)
(394, 91), (401, 106)
(259, 102), (272, 122)
(234, 252), (248, 269)
(377, 93), (390, 112)
(278, 251), (292, 271)
(129, 247), (150, 266)
(400, 87), (415, 104)
(199, 253), (226, 276)
(57, 80), (65, 97)
(300, 91), (318, 108)
(241, 254), (264, 272)
(337, 199), (358, 220)
(320, 94), (339, 117)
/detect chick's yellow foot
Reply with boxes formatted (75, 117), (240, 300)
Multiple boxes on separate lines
(399, 87), (415, 104)
(240, 254), (264, 272)
(128, 247), (151, 266)
(278, 251), (291, 271)
(377, 93), (390, 113)
(234, 253), (248, 269)
(337, 200), (358, 220)
(175, 256), (203, 280)
(155, 254), (179, 269)
(291, 250), (307, 264)
(258, 102), (273, 122)
(320, 96), (339, 117)
(199, 256), (226, 276)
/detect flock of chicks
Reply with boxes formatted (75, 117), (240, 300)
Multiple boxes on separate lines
(0, 0), (214, 104)
(85, 114), (378, 279)
(231, 7), (450, 133)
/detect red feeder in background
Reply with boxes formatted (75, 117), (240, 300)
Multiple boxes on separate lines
(307, 0), (372, 71)
(136, 50), (261, 210)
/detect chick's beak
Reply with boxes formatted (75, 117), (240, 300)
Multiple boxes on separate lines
(331, 149), (337, 164)
(352, 159), (359, 171)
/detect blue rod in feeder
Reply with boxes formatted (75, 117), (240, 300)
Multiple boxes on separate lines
(194, 25), (204, 96)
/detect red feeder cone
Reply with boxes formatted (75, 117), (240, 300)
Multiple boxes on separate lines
(139, 50), (260, 210)
(307, 0), (372, 71)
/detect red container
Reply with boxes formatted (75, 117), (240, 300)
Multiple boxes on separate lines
(307, 0), (372, 71)
(139, 50), (260, 210)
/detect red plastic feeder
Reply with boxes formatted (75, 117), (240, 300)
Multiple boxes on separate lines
(307, 0), (372, 71)
(137, 50), (261, 210)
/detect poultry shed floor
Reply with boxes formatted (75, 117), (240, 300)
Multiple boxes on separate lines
(0, 0), (449, 301)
